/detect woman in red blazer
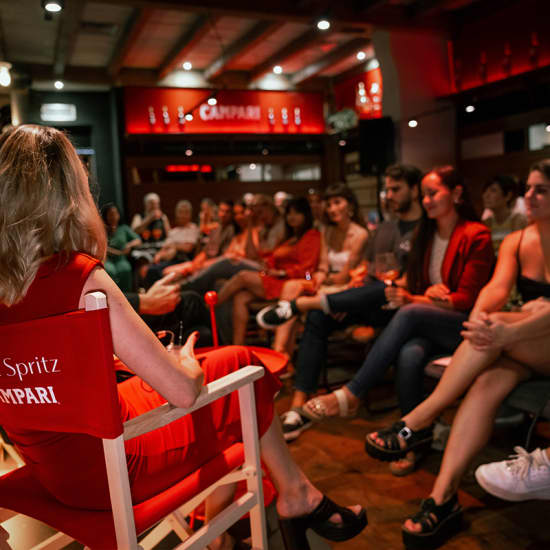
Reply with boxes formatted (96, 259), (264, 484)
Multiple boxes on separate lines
(302, 166), (494, 469)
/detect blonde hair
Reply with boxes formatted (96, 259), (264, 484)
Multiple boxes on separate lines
(0, 125), (106, 305)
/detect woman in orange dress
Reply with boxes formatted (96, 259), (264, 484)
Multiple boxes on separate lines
(216, 197), (321, 345)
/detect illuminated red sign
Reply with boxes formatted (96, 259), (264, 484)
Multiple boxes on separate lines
(165, 164), (212, 173)
(124, 87), (325, 135)
(334, 67), (383, 120)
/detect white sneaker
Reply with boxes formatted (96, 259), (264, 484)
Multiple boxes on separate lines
(280, 409), (312, 442)
(475, 446), (550, 501)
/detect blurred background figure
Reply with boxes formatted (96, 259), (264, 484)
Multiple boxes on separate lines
(274, 190), (292, 214)
(482, 174), (528, 253)
(307, 188), (325, 230)
(131, 192), (170, 246)
(199, 197), (219, 246)
(102, 203), (141, 292)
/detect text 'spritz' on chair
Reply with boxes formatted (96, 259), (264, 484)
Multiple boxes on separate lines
(0, 291), (268, 549)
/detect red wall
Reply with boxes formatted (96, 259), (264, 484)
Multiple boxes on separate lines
(451, 0), (550, 92)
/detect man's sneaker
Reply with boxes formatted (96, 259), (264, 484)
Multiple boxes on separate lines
(256, 300), (298, 329)
(475, 446), (550, 501)
(281, 409), (313, 442)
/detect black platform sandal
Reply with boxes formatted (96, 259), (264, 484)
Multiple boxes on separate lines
(365, 420), (433, 461)
(402, 494), (463, 550)
(279, 495), (367, 550)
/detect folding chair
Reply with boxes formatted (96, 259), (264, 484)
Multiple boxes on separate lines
(0, 291), (268, 550)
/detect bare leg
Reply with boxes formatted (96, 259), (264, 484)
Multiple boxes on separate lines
(260, 416), (361, 521)
(232, 290), (255, 345)
(403, 358), (529, 532)
(294, 294), (323, 312)
(290, 389), (309, 409)
(206, 484), (237, 550)
(217, 270), (264, 305)
(273, 280), (306, 355)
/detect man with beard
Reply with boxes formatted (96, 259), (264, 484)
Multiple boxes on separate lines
(257, 164), (424, 441)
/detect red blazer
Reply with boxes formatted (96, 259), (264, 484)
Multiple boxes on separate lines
(421, 219), (494, 311)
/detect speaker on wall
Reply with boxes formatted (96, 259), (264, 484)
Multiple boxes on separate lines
(359, 117), (395, 175)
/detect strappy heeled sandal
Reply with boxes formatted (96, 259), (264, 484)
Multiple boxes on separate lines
(365, 420), (433, 461)
(402, 494), (463, 550)
(279, 495), (367, 550)
(302, 388), (358, 421)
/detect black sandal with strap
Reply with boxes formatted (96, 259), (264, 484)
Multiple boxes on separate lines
(402, 494), (463, 550)
(279, 495), (367, 550)
(365, 420), (433, 462)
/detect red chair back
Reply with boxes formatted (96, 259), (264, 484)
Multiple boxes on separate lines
(0, 307), (122, 439)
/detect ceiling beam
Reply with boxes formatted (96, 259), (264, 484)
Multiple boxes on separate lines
(91, 0), (372, 30)
(157, 14), (217, 80)
(290, 37), (371, 85)
(53, 0), (86, 77)
(108, 7), (154, 77)
(203, 20), (284, 81)
(248, 28), (326, 83)
(407, 0), (445, 19)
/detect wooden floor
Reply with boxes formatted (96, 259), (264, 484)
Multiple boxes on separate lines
(274, 377), (550, 550)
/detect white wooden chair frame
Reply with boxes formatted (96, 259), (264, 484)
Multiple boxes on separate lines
(0, 292), (268, 550)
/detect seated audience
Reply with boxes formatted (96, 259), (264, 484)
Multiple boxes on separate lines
(307, 187), (325, 230)
(154, 200), (200, 263)
(101, 203), (141, 292)
(198, 197), (219, 246)
(482, 174), (528, 253)
(216, 197), (321, 345)
(0, 125), (367, 549)
(163, 199), (235, 279)
(258, 183), (368, 362)
(131, 192), (170, 254)
(365, 160), (550, 549)
(257, 164), (423, 441)
(302, 167), (494, 479)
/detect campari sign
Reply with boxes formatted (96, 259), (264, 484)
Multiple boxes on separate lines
(124, 87), (326, 135)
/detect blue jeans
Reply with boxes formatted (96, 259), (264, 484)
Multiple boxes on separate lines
(295, 280), (393, 394)
(346, 303), (467, 415)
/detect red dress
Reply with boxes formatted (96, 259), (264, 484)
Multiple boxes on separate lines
(260, 228), (321, 300)
(0, 252), (281, 510)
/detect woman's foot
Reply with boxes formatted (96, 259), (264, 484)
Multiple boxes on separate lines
(401, 494), (462, 549)
(207, 532), (234, 550)
(276, 484), (363, 530)
(302, 387), (360, 421)
(365, 421), (433, 462)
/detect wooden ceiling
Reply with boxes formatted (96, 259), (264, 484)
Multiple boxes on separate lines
(0, 0), (508, 91)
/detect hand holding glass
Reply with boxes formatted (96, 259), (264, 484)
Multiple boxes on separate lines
(375, 253), (400, 309)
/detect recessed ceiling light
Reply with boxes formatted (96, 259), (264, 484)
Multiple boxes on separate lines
(408, 119), (418, 128)
(185, 148), (193, 156)
(43, 1), (63, 13)
(465, 105), (475, 113)
(356, 51), (366, 61)
(273, 65), (283, 74)
(0, 63), (11, 87)
(54, 80), (64, 90)
(317, 19), (330, 31)
(249, 163), (256, 170)
(338, 139), (346, 147)
(545, 124), (550, 133)
(182, 61), (192, 71)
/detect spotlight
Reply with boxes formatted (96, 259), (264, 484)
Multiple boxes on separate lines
(185, 148), (193, 156)
(182, 61), (192, 71)
(185, 113), (193, 121)
(42, 0), (64, 12)
(545, 125), (550, 133)
(356, 51), (366, 61)
(317, 19), (330, 31)
(408, 119), (418, 128)
(249, 163), (256, 170)
(54, 80), (64, 90)
(273, 65), (283, 74)
(338, 139), (346, 147)
(465, 105), (475, 113)
(0, 62), (12, 87)
(207, 97), (217, 106)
